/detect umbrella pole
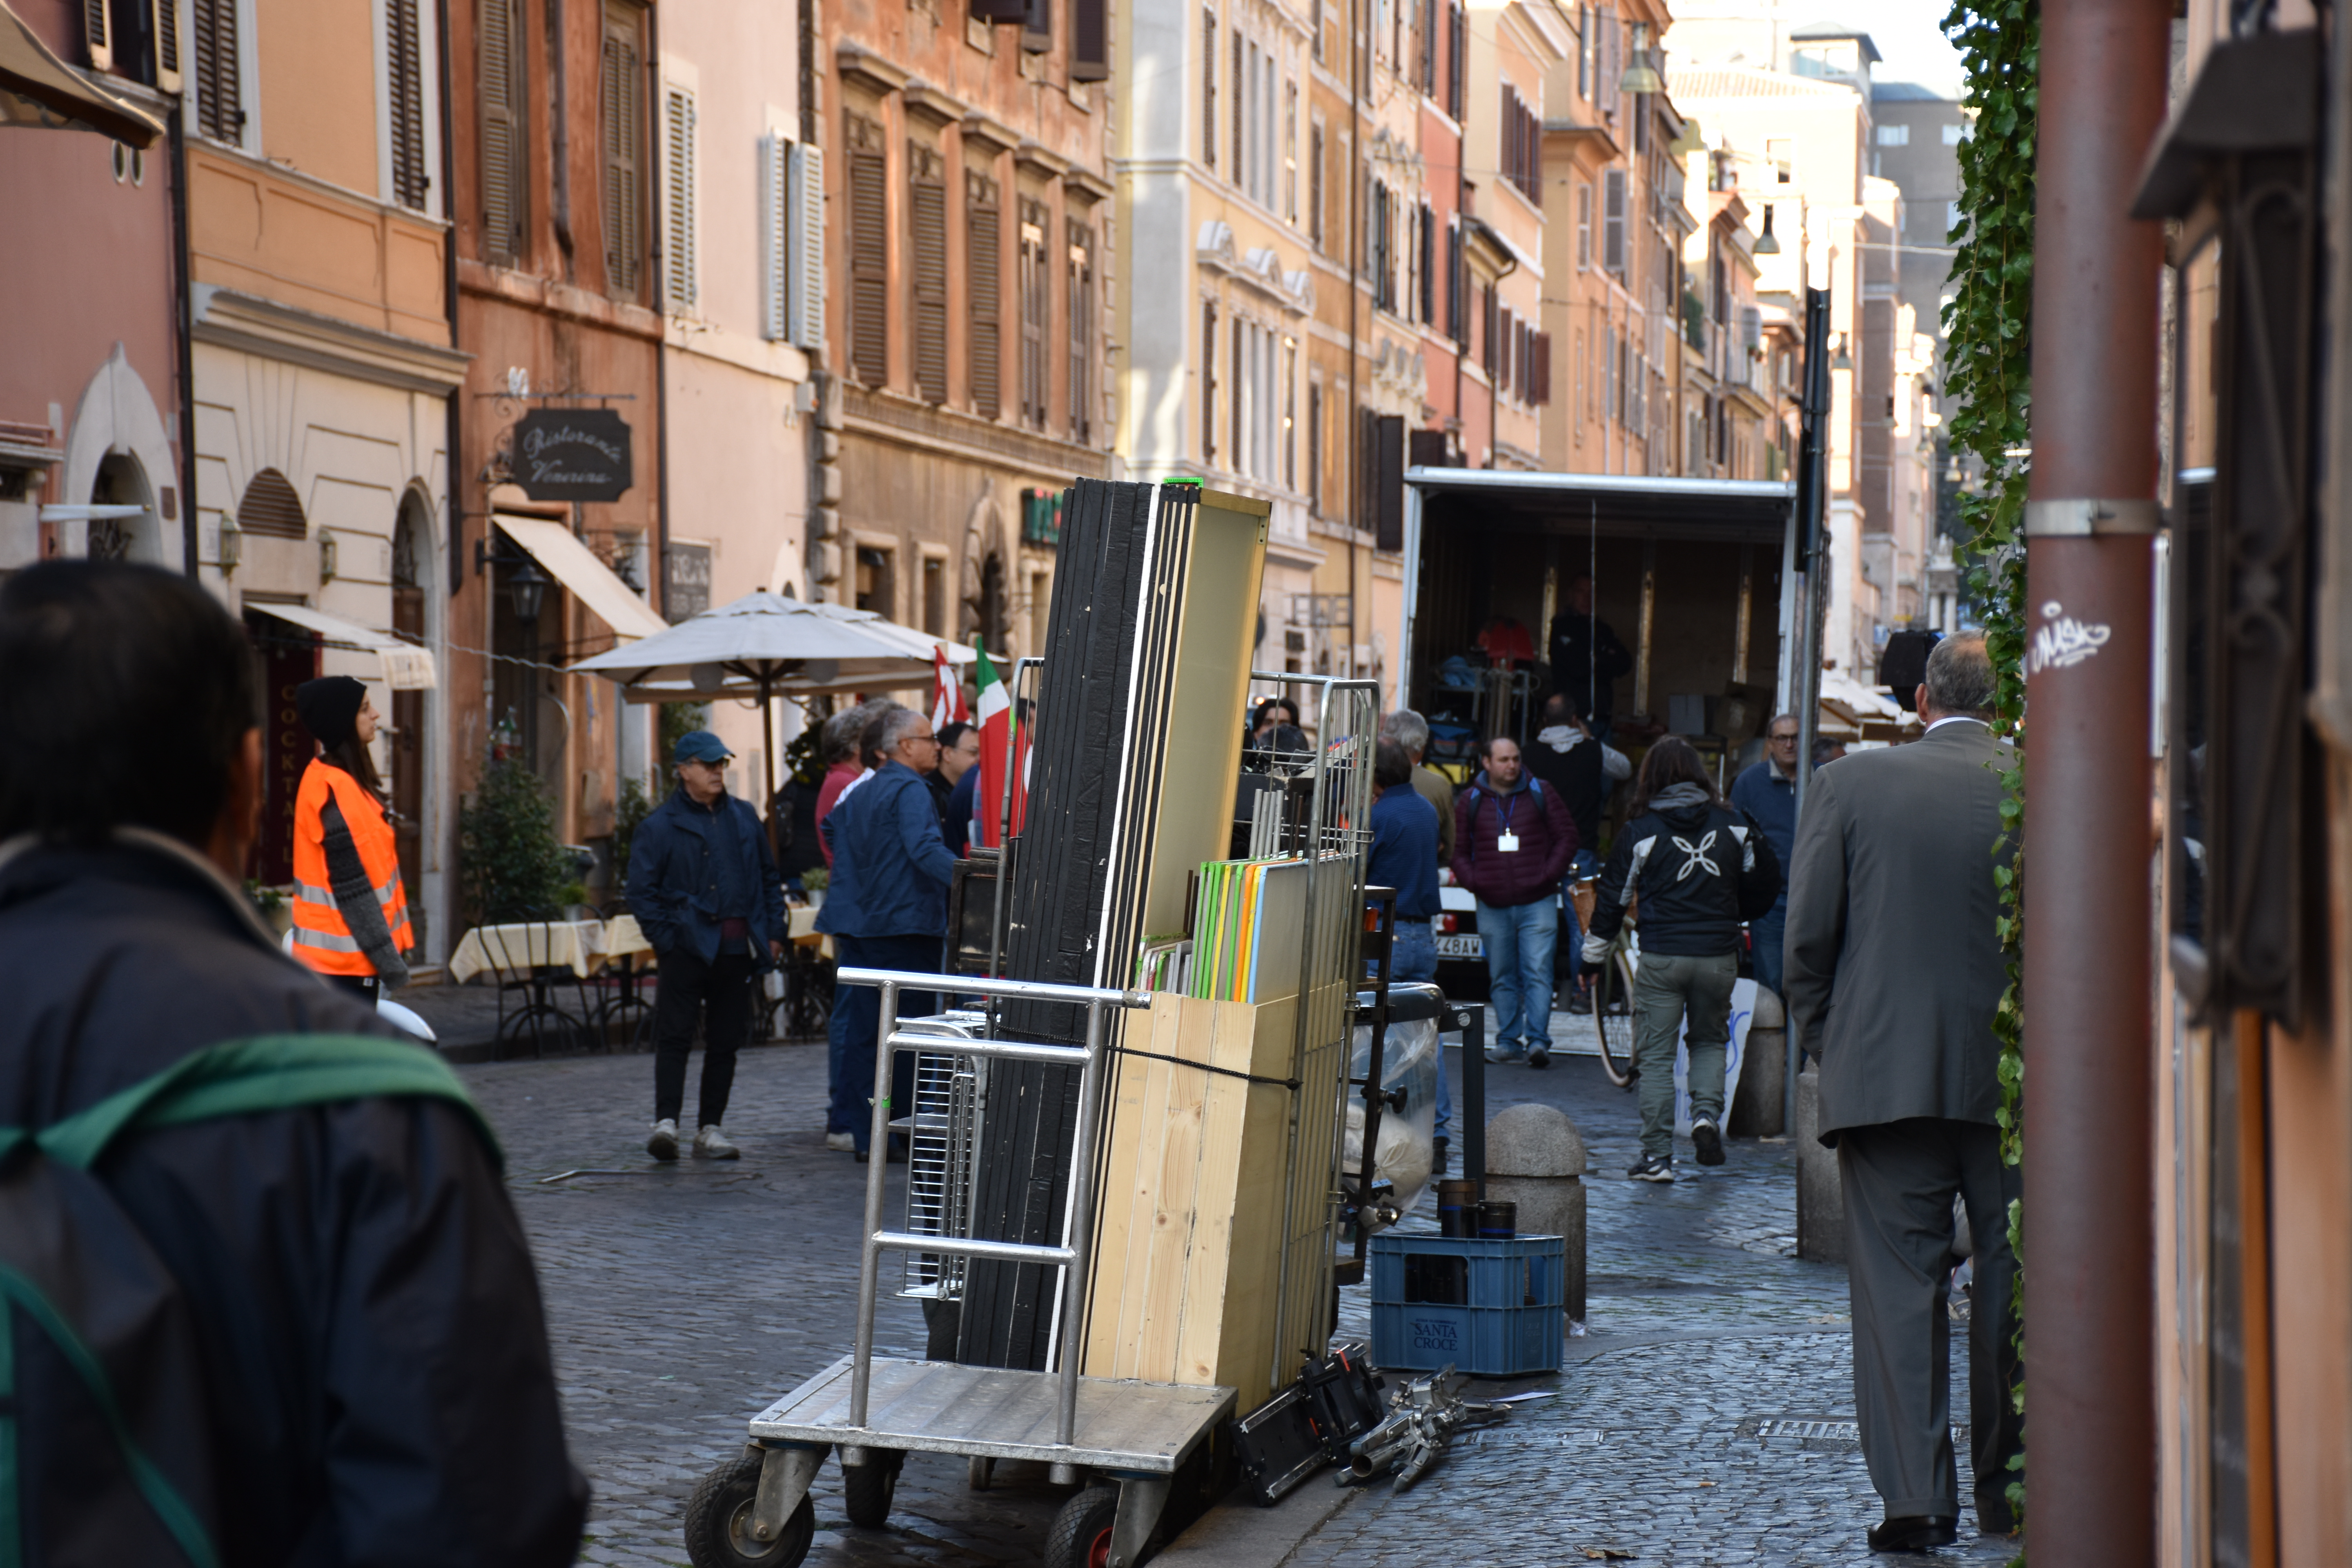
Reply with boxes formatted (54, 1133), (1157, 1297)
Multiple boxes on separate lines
(761, 672), (779, 858)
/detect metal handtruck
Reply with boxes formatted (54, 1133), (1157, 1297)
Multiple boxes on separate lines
(682, 969), (1237, 1568)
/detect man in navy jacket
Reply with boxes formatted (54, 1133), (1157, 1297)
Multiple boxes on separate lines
(818, 707), (955, 1158)
(625, 730), (786, 1161)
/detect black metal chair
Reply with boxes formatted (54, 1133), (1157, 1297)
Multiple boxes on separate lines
(481, 907), (592, 1059)
(586, 898), (656, 1051)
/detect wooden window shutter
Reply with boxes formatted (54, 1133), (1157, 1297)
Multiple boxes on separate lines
(847, 114), (888, 385)
(601, 7), (643, 298)
(478, 0), (526, 262)
(1308, 122), (1323, 249)
(789, 142), (826, 351)
(1072, 0), (1108, 81)
(664, 87), (697, 311)
(83, 0), (110, 73)
(909, 143), (947, 404)
(1066, 221), (1091, 441)
(1202, 9), (1215, 170)
(1201, 299), (1216, 463)
(193, 0), (242, 142)
(1018, 199), (1047, 427)
(967, 173), (1002, 419)
(1534, 331), (1552, 403)
(238, 468), (307, 539)
(389, 0), (429, 209)
(1602, 167), (1625, 273)
(760, 135), (789, 339)
(149, 0), (181, 92)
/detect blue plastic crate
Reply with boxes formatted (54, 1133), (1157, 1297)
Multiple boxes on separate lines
(1367, 1234), (1564, 1377)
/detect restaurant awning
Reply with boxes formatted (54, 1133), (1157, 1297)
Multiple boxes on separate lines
(493, 513), (670, 642)
(247, 603), (437, 690)
(0, 2), (165, 147)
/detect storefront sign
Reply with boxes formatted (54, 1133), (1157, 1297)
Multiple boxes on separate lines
(512, 409), (633, 502)
(664, 542), (711, 622)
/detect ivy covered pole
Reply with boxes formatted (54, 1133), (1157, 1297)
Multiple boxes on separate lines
(2019, 0), (2167, 1558)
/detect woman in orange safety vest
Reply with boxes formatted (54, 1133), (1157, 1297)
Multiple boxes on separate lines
(289, 675), (413, 1001)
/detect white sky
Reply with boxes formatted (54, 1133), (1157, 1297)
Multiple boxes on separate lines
(1824, 0), (1971, 99)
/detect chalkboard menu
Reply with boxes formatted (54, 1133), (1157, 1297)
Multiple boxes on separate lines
(513, 409), (633, 502)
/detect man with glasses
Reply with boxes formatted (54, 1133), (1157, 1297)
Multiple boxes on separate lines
(1729, 713), (1803, 998)
(816, 708), (955, 1160)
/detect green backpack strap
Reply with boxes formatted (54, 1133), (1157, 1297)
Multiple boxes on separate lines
(0, 1034), (500, 1174)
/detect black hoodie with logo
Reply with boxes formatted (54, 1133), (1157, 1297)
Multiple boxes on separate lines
(1581, 782), (1782, 960)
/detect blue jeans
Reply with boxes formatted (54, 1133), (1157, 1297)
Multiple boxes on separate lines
(1558, 848), (1603, 962)
(1749, 902), (1787, 1000)
(829, 933), (940, 1153)
(1478, 896), (1557, 1054)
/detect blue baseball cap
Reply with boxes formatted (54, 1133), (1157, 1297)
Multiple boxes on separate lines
(673, 730), (733, 765)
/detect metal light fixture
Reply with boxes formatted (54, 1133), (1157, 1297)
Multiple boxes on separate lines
(1754, 205), (1782, 255)
(217, 510), (242, 574)
(1620, 24), (1664, 94)
(318, 528), (338, 582)
(1831, 336), (1853, 372)
(508, 559), (549, 625)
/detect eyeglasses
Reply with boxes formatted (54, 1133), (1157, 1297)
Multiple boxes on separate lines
(902, 733), (939, 747)
(1768, 731), (1801, 745)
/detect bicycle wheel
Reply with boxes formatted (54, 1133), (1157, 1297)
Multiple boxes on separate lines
(1592, 950), (1638, 1091)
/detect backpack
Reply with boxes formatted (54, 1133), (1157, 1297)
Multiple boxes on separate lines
(0, 1033), (495, 1568)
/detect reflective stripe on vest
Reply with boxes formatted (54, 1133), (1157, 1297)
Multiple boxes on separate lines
(289, 757), (413, 976)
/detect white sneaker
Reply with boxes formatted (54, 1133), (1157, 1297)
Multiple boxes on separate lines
(825, 1131), (856, 1152)
(646, 1118), (679, 1161)
(694, 1124), (741, 1160)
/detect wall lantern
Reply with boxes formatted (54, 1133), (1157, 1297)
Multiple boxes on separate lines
(218, 510), (241, 574)
(1621, 25), (1664, 94)
(318, 528), (338, 582)
(1754, 205), (1782, 255)
(508, 559), (549, 626)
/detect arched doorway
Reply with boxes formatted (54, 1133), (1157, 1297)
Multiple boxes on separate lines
(87, 452), (162, 564)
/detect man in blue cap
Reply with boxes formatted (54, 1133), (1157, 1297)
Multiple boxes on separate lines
(625, 730), (786, 1159)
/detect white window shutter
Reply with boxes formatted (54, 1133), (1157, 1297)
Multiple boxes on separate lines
(759, 134), (789, 341)
(664, 87), (697, 313)
(789, 141), (826, 352)
(151, 0), (183, 92)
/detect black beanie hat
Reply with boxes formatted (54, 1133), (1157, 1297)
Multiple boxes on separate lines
(295, 675), (367, 749)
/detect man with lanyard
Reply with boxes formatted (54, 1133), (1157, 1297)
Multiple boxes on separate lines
(1728, 712), (1803, 999)
(1452, 735), (1577, 1067)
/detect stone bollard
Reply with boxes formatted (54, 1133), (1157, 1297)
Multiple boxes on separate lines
(1728, 986), (1788, 1138)
(1484, 1102), (1587, 1321)
(1794, 1062), (1846, 1264)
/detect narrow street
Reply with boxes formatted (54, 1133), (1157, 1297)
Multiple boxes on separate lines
(446, 1010), (2016, 1568)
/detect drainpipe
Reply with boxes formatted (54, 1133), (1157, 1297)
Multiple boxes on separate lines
(168, 102), (198, 576)
(2019, 0), (2167, 1559)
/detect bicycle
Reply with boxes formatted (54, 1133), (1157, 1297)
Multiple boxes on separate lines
(1568, 877), (1640, 1091)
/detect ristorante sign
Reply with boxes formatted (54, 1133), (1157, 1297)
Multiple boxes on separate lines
(512, 409), (633, 502)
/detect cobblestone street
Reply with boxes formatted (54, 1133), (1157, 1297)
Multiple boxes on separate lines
(450, 1004), (2020, 1567)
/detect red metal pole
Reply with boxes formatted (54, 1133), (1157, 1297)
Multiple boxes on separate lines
(2021, 0), (2169, 1558)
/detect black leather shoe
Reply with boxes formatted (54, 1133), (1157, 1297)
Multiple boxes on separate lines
(1867, 1516), (1958, 1553)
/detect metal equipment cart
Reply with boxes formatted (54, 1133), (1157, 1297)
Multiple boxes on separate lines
(681, 969), (1236, 1568)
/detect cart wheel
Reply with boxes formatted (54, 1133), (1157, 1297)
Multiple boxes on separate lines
(841, 1453), (900, 1528)
(1045, 1486), (1122, 1568)
(682, 1451), (814, 1568)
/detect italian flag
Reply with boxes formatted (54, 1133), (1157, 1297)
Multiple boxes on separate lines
(971, 639), (1024, 847)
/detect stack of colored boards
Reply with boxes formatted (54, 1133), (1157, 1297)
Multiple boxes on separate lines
(956, 480), (1273, 1372)
(1187, 855), (1352, 1004)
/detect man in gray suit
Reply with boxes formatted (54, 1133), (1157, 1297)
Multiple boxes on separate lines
(1784, 633), (2022, 1553)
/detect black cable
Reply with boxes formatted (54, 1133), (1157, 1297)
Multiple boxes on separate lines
(1108, 1043), (1299, 1093)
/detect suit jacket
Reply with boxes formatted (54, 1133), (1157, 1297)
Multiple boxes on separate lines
(1783, 719), (2018, 1143)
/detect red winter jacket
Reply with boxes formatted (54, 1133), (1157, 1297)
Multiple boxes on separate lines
(1452, 771), (1578, 908)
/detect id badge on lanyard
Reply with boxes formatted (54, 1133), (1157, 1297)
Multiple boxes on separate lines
(1496, 793), (1521, 853)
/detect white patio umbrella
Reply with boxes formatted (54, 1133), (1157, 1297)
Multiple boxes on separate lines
(570, 590), (972, 811)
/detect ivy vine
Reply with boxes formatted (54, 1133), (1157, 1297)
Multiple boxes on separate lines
(1942, 0), (2037, 1544)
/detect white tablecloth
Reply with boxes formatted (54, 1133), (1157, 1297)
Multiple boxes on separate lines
(449, 919), (608, 984)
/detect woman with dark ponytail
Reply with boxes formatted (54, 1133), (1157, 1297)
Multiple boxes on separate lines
(288, 675), (413, 1000)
